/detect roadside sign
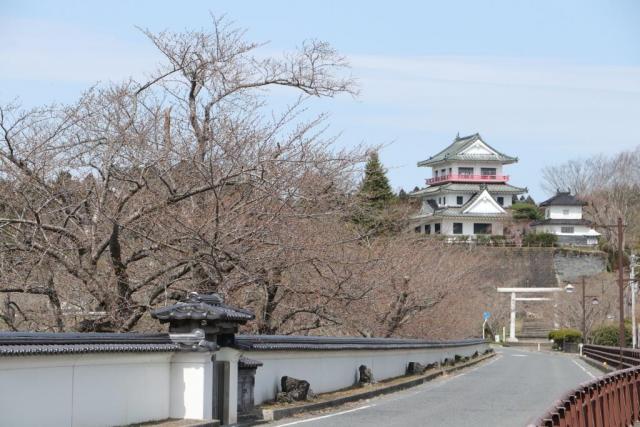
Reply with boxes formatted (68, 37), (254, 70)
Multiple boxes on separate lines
(483, 311), (491, 321)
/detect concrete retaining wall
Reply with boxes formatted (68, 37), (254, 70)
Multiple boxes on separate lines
(553, 250), (607, 282)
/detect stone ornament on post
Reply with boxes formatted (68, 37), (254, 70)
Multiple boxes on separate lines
(151, 292), (254, 351)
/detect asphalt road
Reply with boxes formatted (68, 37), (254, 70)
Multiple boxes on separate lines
(269, 347), (603, 427)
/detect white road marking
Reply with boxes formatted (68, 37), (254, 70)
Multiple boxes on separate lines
(274, 405), (374, 426)
(572, 359), (597, 379)
(512, 354), (528, 357)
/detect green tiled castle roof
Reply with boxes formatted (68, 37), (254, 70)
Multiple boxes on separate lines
(417, 133), (517, 167)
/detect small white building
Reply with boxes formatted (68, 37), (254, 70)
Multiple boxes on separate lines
(530, 191), (600, 246)
(410, 133), (526, 238)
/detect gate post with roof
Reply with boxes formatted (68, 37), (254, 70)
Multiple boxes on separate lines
(151, 293), (254, 425)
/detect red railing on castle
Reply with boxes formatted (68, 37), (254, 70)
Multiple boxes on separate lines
(529, 345), (640, 427)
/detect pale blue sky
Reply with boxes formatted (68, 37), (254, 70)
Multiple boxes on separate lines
(2, 1), (640, 199)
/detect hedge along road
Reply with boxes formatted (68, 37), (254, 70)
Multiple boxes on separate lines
(268, 347), (602, 427)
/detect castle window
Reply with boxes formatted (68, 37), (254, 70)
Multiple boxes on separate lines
(425, 224), (431, 234)
(473, 223), (492, 234)
(497, 196), (504, 206)
(459, 167), (473, 175)
(434, 223), (441, 234)
(456, 196), (463, 205)
(481, 167), (497, 176)
(453, 223), (463, 234)
(561, 226), (574, 234)
(414, 226), (421, 233)
(562, 209), (570, 215)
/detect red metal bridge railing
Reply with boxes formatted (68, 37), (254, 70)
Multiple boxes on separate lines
(529, 344), (640, 427)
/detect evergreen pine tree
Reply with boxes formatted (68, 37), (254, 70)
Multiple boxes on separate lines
(353, 152), (396, 231)
(398, 188), (408, 201)
(359, 152), (395, 208)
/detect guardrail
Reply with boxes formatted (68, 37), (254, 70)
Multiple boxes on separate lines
(529, 366), (640, 426)
(583, 344), (640, 369)
(530, 344), (640, 426)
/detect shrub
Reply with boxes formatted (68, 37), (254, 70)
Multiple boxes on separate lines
(490, 235), (506, 245)
(476, 235), (491, 245)
(548, 328), (582, 349)
(511, 203), (543, 220)
(591, 324), (632, 347)
(523, 232), (557, 247)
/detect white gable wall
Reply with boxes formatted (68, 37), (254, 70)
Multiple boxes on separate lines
(546, 205), (583, 220)
(460, 140), (497, 156)
(463, 190), (506, 215)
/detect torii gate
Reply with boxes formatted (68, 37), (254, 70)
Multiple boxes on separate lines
(497, 287), (563, 342)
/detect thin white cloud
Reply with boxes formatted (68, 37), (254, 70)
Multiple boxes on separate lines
(0, 17), (159, 82)
(332, 54), (640, 144)
(350, 54), (640, 96)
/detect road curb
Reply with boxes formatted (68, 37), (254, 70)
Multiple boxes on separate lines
(581, 355), (615, 374)
(260, 351), (496, 422)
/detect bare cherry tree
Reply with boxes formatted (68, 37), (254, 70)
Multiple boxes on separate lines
(0, 17), (363, 332)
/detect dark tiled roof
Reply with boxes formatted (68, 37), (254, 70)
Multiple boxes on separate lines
(411, 183), (526, 197)
(417, 188), (507, 219)
(417, 133), (517, 167)
(539, 192), (587, 207)
(151, 293), (254, 323)
(239, 356), (264, 369)
(426, 199), (439, 211)
(0, 332), (179, 356)
(233, 335), (486, 351)
(0, 343), (179, 356)
(530, 218), (592, 226)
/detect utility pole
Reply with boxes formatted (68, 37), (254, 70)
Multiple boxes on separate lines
(581, 277), (586, 341)
(631, 253), (637, 348)
(618, 217), (625, 368)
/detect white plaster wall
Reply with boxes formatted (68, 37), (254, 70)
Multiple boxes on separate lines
(246, 343), (488, 405)
(535, 225), (594, 235)
(0, 353), (172, 427)
(547, 206), (583, 220)
(440, 219), (504, 236)
(170, 352), (215, 421)
(500, 195), (512, 208)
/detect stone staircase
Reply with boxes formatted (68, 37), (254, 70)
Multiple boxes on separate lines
(507, 313), (555, 349)
(519, 318), (553, 340)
